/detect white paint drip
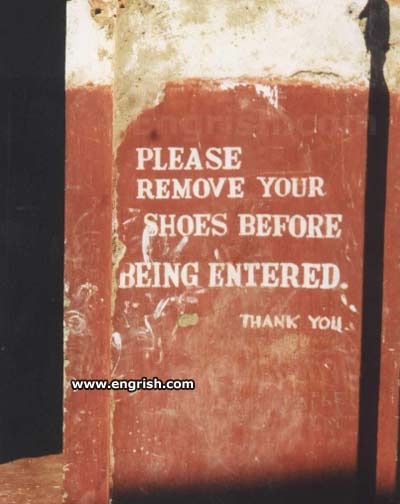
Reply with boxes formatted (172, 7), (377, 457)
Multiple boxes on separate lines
(173, 236), (189, 256)
(142, 225), (153, 264)
(112, 332), (122, 375)
(143, 315), (163, 364)
(154, 298), (171, 319)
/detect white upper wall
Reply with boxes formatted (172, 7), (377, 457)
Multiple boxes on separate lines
(66, 0), (113, 86)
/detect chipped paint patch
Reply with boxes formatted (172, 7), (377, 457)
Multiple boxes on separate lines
(88, 0), (117, 37)
(219, 80), (280, 109)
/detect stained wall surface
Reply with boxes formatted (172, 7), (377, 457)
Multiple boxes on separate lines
(65, 1), (400, 503)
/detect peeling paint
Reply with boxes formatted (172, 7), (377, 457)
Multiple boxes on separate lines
(67, 0), (400, 141)
(219, 80), (280, 109)
(66, 0), (114, 86)
(88, 0), (117, 37)
(113, 0), (374, 142)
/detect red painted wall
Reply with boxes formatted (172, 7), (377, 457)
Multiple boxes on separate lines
(64, 87), (112, 504)
(111, 81), (368, 499)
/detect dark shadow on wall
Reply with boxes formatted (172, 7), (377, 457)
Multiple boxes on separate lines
(113, 473), (399, 504)
(0, 3), (65, 462)
(357, 1), (390, 504)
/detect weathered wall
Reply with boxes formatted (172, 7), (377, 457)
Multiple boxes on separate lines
(65, 1), (400, 503)
(65, 4), (113, 502)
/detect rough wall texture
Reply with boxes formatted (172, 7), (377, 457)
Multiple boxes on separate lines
(64, 87), (113, 504)
(67, 0), (400, 138)
(113, 0), (371, 138)
(65, 1), (400, 503)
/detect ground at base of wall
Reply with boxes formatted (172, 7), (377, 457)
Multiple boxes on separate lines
(0, 454), (63, 504)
